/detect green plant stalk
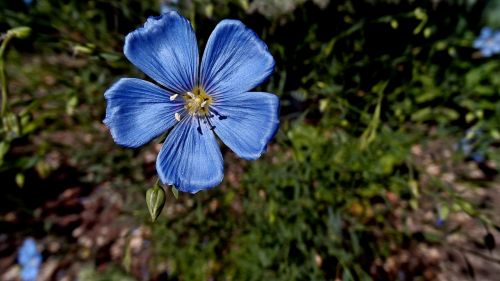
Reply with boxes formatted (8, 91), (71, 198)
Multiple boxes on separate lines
(0, 35), (13, 117)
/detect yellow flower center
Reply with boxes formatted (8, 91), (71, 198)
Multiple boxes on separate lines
(184, 86), (213, 116)
(171, 86), (215, 126)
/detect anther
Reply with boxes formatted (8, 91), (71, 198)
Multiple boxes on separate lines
(200, 100), (207, 108)
(170, 94), (178, 101)
(187, 91), (195, 99)
(175, 112), (181, 122)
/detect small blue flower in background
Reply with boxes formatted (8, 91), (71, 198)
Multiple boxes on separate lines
(104, 12), (279, 193)
(23, 0), (33, 6)
(473, 27), (500, 57)
(456, 128), (486, 164)
(17, 238), (42, 281)
(435, 217), (444, 227)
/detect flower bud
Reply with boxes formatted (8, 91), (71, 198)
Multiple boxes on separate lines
(2, 112), (21, 137)
(7, 26), (31, 39)
(146, 184), (166, 222)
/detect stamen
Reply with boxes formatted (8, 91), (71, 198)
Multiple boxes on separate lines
(187, 91), (195, 99)
(200, 100), (207, 108)
(196, 116), (203, 135)
(170, 94), (178, 101)
(175, 112), (181, 122)
(205, 115), (215, 130)
(210, 108), (227, 120)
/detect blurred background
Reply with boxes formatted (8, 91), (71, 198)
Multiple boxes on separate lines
(1, 0), (500, 280)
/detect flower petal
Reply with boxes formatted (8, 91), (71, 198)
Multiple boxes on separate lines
(481, 47), (494, 57)
(200, 20), (275, 98)
(124, 12), (198, 94)
(473, 38), (485, 49)
(104, 78), (183, 148)
(156, 117), (224, 193)
(211, 92), (279, 160)
(480, 27), (493, 39)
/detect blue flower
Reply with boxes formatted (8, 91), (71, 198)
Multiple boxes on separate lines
(473, 27), (500, 57)
(457, 128), (486, 164)
(104, 12), (279, 193)
(17, 238), (42, 281)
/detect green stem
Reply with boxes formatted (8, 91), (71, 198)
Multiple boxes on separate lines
(0, 35), (12, 117)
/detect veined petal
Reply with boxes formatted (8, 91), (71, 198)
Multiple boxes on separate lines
(156, 117), (224, 193)
(124, 12), (198, 94)
(200, 20), (275, 98)
(104, 78), (183, 148)
(211, 92), (279, 160)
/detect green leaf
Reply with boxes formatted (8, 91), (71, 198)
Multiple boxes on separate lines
(439, 205), (449, 221)
(0, 142), (9, 165)
(171, 185), (179, 200)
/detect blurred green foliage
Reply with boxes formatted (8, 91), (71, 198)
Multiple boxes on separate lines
(1, 0), (500, 280)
